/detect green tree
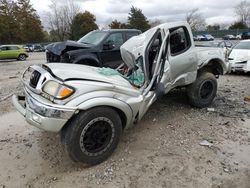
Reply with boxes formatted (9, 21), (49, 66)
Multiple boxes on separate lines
(71, 11), (98, 40)
(127, 6), (150, 32)
(109, 19), (122, 29)
(207, 24), (220, 31)
(0, 0), (44, 44)
(229, 21), (248, 29)
(16, 0), (45, 43)
(0, 0), (20, 43)
(109, 19), (129, 29)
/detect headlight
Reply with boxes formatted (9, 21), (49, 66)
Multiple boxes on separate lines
(42, 80), (75, 99)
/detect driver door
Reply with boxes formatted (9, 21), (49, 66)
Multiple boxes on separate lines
(138, 29), (171, 119)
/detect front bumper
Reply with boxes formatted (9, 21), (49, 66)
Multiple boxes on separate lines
(12, 91), (76, 132)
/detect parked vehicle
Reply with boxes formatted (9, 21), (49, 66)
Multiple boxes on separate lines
(0, 45), (28, 61)
(202, 34), (214, 41)
(193, 36), (199, 41)
(24, 44), (34, 52)
(13, 21), (229, 165)
(46, 29), (141, 68)
(196, 35), (206, 41)
(236, 34), (242, 40)
(33, 44), (44, 52)
(241, 32), (250, 40)
(223, 35), (236, 40)
(228, 39), (250, 73)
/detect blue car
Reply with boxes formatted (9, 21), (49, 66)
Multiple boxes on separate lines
(242, 32), (250, 40)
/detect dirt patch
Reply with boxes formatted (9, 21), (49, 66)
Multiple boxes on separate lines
(0, 53), (250, 187)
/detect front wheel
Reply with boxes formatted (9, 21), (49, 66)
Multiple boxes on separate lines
(187, 72), (217, 108)
(62, 107), (122, 165)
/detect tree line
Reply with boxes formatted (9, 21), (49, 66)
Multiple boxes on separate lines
(187, 1), (250, 31)
(1, 0), (250, 44)
(0, 0), (45, 44)
(48, 2), (151, 41)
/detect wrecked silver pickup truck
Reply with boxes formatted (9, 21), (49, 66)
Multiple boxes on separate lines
(13, 22), (229, 165)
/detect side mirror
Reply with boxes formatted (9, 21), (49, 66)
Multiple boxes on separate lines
(103, 40), (115, 50)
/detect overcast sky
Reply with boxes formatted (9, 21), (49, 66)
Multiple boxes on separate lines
(30, 0), (240, 29)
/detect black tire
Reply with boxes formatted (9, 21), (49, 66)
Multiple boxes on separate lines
(62, 107), (122, 165)
(18, 54), (26, 61)
(187, 72), (217, 108)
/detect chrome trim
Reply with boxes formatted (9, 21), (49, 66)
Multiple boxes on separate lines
(22, 65), (63, 95)
(24, 89), (76, 119)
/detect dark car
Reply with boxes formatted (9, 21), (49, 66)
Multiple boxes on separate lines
(242, 32), (250, 40)
(223, 35), (236, 40)
(46, 29), (141, 68)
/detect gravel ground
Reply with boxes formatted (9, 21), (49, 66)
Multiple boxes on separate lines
(0, 53), (249, 188)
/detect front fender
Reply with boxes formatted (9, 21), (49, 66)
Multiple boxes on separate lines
(77, 97), (133, 129)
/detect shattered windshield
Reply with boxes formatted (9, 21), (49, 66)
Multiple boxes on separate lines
(97, 58), (145, 88)
(234, 42), (250, 50)
(78, 32), (107, 45)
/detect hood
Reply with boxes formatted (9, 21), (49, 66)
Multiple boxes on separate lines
(229, 49), (250, 62)
(46, 40), (93, 56)
(44, 63), (133, 88)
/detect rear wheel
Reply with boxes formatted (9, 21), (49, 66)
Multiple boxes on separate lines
(187, 72), (217, 108)
(18, 54), (26, 61)
(62, 107), (122, 165)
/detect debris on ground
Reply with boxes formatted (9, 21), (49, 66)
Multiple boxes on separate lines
(244, 96), (250, 102)
(9, 76), (17, 79)
(223, 168), (230, 173)
(0, 53), (250, 187)
(0, 93), (13, 102)
(207, 108), (215, 112)
(199, 140), (213, 147)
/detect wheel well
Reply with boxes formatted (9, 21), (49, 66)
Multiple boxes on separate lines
(110, 107), (127, 129)
(63, 106), (127, 132)
(77, 58), (99, 67)
(199, 59), (224, 76)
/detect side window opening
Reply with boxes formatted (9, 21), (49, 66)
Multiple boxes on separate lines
(0, 47), (7, 51)
(125, 32), (138, 41)
(170, 27), (191, 56)
(9, 46), (19, 50)
(105, 33), (124, 47)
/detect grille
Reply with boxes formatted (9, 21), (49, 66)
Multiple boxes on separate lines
(29, 70), (41, 88)
(46, 52), (60, 62)
(60, 53), (70, 63)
